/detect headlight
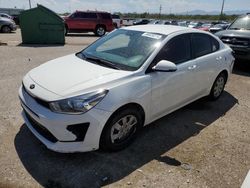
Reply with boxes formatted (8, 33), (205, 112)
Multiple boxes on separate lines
(49, 89), (108, 114)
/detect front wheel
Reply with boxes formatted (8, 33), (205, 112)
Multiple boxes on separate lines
(209, 73), (227, 100)
(95, 26), (106, 36)
(100, 108), (142, 151)
(1, 26), (11, 33)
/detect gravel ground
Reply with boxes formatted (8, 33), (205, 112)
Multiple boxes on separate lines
(0, 29), (250, 188)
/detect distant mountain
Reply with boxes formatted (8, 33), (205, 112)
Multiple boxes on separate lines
(178, 9), (250, 15)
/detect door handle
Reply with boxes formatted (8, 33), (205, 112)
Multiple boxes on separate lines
(188, 65), (197, 70)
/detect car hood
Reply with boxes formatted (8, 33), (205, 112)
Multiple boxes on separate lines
(216, 29), (250, 38)
(28, 54), (131, 98)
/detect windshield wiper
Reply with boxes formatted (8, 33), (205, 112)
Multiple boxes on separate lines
(84, 55), (121, 70)
(76, 52), (121, 70)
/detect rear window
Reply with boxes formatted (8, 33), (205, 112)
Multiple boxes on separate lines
(99, 13), (111, 19)
(192, 33), (212, 58)
(211, 36), (220, 52)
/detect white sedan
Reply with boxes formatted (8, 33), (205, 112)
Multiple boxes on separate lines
(19, 25), (235, 153)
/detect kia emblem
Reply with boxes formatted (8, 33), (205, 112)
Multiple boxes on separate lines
(30, 84), (35, 89)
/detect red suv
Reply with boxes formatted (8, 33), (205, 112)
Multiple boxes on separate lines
(64, 11), (114, 36)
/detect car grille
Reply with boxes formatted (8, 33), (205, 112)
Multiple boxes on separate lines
(23, 84), (50, 109)
(221, 36), (250, 47)
(24, 110), (58, 143)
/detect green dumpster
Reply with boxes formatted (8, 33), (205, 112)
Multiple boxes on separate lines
(19, 4), (65, 44)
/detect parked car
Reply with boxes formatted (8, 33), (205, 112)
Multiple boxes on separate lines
(0, 13), (12, 20)
(209, 24), (229, 34)
(216, 13), (250, 61)
(178, 21), (189, 27)
(148, 19), (161, 24)
(19, 25), (234, 153)
(64, 11), (114, 36)
(122, 18), (135, 26)
(0, 17), (17, 33)
(111, 14), (122, 28)
(188, 22), (203, 28)
(157, 20), (178, 25)
(133, 19), (150, 25)
(11, 14), (20, 25)
(198, 23), (213, 32)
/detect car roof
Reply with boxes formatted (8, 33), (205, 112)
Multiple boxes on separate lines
(75, 10), (110, 14)
(123, 25), (196, 35)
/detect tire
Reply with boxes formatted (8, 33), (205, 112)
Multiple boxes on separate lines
(209, 72), (227, 100)
(1, 25), (11, 33)
(113, 23), (118, 28)
(64, 25), (68, 36)
(100, 107), (143, 151)
(95, 25), (106, 36)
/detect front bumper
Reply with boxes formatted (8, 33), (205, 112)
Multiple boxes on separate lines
(10, 24), (17, 31)
(228, 44), (250, 61)
(19, 86), (112, 153)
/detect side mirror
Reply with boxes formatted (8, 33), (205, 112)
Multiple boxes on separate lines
(152, 60), (177, 72)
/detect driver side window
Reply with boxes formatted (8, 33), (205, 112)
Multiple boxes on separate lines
(154, 34), (192, 65)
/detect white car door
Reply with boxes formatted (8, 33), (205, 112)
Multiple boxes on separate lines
(148, 34), (202, 120)
(190, 33), (222, 94)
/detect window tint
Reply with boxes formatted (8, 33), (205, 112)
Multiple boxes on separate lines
(210, 36), (220, 52)
(85, 13), (97, 19)
(112, 15), (120, 19)
(100, 13), (111, 19)
(155, 34), (191, 64)
(71, 12), (81, 18)
(192, 33), (212, 58)
(78, 12), (97, 19)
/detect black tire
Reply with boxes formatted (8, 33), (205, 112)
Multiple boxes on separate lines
(100, 107), (143, 151)
(95, 25), (106, 36)
(64, 25), (68, 36)
(113, 23), (118, 28)
(1, 25), (11, 33)
(209, 72), (227, 101)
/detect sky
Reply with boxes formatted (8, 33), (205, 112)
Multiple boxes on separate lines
(1, 0), (250, 14)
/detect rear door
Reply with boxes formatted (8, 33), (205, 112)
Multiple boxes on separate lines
(190, 33), (222, 93)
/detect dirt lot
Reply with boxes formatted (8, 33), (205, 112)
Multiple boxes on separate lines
(0, 29), (250, 188)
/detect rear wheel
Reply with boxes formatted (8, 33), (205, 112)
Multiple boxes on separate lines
(209, 73), (227, 100)
(95, 26), (106, 36)
(64, 25), (68, 36)
(100, 108), (142, 151)
(1, 26), (11, 33)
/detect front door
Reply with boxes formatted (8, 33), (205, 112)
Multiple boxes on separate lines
(149, 34), (200, 119)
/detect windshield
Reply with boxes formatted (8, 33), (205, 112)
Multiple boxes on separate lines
(79, 29), (166, 71)
(229, 16), (250, 30)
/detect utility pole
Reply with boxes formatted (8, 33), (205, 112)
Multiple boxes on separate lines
(220, 0), (225, 20)
(29, 0), (31, 9)
(159, 4), (162, 19)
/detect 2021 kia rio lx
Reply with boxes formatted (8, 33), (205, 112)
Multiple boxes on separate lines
(19, 25), (235, 153)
